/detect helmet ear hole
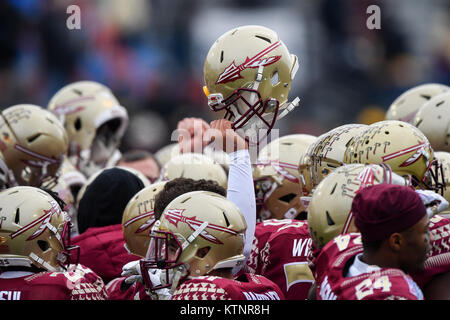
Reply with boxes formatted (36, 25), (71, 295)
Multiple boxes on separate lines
(278, 193), (296, 203)
(37, 240), (50, 252)
(196, 246), (210, 259)
(14, 208), (20, 224)
(74, 117), (82, 131)
(326, 211), (335, 226)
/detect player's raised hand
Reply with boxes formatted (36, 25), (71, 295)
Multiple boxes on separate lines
(205, 119), (248, 154)
(177, 117), (210, 153)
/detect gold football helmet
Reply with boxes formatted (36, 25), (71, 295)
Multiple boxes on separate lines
(122, 181), (167, 257)
(309, 124), (368, 188)
(159, 153), (228, 189)
(0, 104), (68, 189)
(154, 143), (180, 167)
(203, 25), (300, 135)
(413, 92), (450, 152)
(298, 139), (317, 197)
(154, 143), (230, 173)
(434, 152), (450, 214)
(47, 81), (129, 178)
(308, 164), (410, 249)
(253, 134), (316, 220)
(0, 186), (79, 271)
(386, 83), (448, 123)
(140, 191), (246, 291)
(344, 120), (445, 194)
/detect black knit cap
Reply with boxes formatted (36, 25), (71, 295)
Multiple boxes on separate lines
(77, 167), (145, 234)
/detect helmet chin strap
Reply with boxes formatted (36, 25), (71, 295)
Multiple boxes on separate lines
(29, 252), (58, 272)
(182, 221), (208, 250)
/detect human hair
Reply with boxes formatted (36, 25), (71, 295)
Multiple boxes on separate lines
(154, 177), (226, 220)
(40, 187), (67, 212)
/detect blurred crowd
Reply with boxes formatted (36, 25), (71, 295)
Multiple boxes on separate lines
(1, 0), (448, 150)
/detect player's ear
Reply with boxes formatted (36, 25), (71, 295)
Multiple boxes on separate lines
(388, 233), (403, 252)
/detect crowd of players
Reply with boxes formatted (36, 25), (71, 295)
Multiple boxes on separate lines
(0, 25), (449, 300)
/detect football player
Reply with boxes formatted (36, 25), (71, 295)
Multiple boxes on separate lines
(253, 134), (316, 221)
(141, 191), (284, 300)
(107, 179), (225, 300)
(71, 167), (148, 284)
(0, 104), (68, 190)
(307, 164), (449, 299)
(118, 120), (258, 299)
(47, 81), (129, 178)
(0, 186), (107, 300)
(313, 184), (430, 300)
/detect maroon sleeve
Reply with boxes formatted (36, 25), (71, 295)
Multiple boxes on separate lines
(411, 215), (450, 288)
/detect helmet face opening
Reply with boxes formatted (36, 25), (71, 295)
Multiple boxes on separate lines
(209, 88), (280, 135)
(90, 118), (123, 165)
(412, 158), (446, 196)
(140, 230), (186, 291)
(59, 220), (80, 269)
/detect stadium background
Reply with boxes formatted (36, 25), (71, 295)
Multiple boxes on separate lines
(0, 0), (449, 153)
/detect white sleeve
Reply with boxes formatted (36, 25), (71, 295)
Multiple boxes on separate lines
(226, 149), (256, 275)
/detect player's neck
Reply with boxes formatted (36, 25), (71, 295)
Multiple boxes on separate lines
(360, 250), (400, 270)
(208, 268), (234, 279)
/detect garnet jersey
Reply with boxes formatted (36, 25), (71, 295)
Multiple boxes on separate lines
(0, 264), (108, 300)
(171, 273), (285, 300)
(259, 220), (314, 299)
(411, 214), (450, 288)
(314, 233), (424, 300)
(105, 276), (151, 300)
(72, 224), (141, 284)
(247, 219), (297, 274)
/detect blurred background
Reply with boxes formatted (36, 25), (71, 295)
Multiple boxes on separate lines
(0, 0), (449, 153)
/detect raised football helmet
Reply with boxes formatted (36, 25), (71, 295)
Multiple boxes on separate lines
(0, 104), (68, 189)
(344, 120), (445, 194)
(386, 83), (448, 123)
(413, 92), (450, 152)
(122, 181), (167, 257)
(47, 81), (129, 178)
(253, 134), (316, 220)
(0, 186), (79, 271)
(203, 25), (300, 138)
(159, 153), (228, 189)
(308, 164), (410, 249)
(140, 191), (246, 291)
